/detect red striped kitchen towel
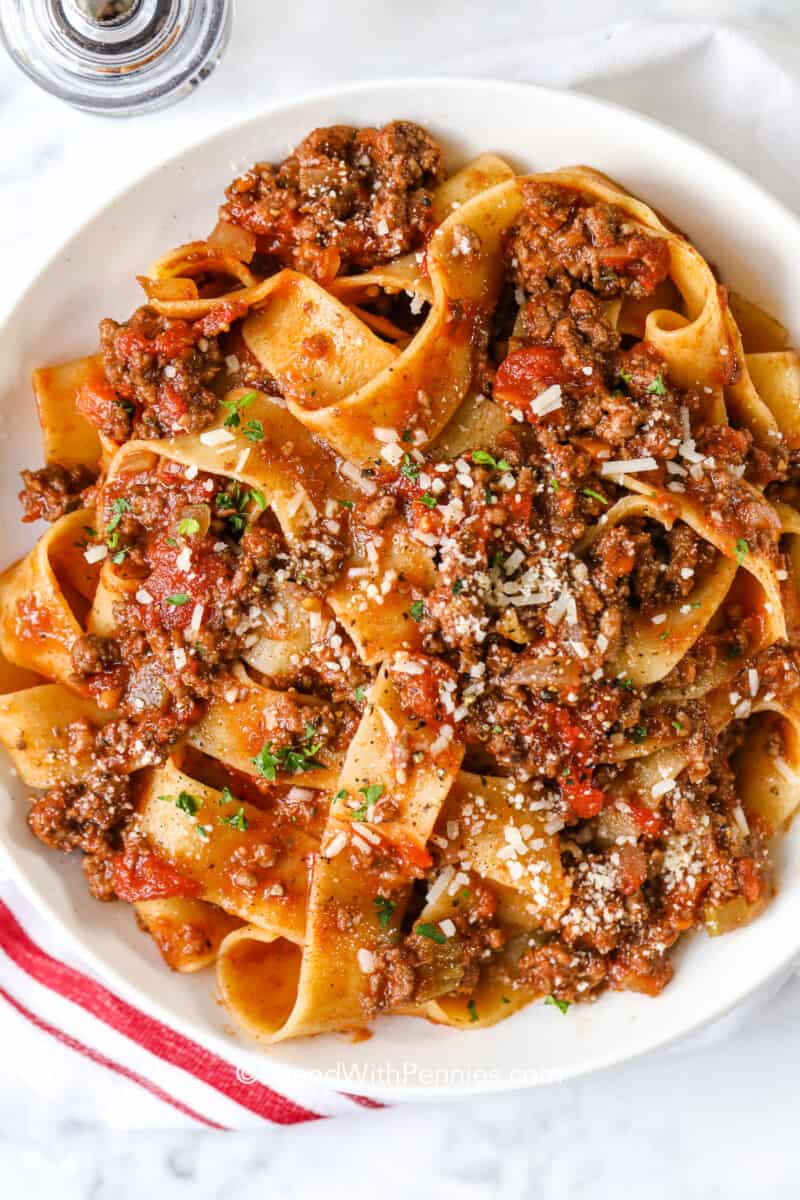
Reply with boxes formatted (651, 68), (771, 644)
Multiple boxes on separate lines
(0, 880), (382, 1129)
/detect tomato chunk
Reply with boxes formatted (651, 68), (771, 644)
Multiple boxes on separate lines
(113, 841), (201, 902)
(494, 346), (567, 418)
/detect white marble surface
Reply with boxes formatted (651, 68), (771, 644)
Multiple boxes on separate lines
(3, 0), (800, 1194)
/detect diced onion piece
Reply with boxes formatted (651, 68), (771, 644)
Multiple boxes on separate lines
(173, 503), (211, 539)
(140, 276), (198, 302)
(208, 219), (256, 262)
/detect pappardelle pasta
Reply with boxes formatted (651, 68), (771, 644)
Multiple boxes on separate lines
(3, 120), (800, 1041)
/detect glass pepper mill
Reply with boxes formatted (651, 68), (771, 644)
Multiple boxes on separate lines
(0, 0), (232, 116)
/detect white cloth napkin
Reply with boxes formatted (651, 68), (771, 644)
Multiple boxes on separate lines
(2, 18), (799, 1128)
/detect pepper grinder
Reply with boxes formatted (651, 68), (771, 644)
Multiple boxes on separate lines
(0, 0), (232, 116)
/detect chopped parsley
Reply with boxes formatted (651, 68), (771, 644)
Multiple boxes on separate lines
(177, 517), (200, 537)
(215, 480), (265, 534)
(243, 419), (265, 442)
(618, 368), (632, 386)
(354, 685), (366, 703)
(162, 790), (201, 816)
(647, 374), (667, 396)
(551, 478), (560, 492)
(401, 429), (412, 443)
(400, 453), (420, 483)
(408, 600), (425, 623)
(252, 724), (324, 780)
(106, 497), (130, 536)
(359, 783), (384, 806)
(582, 487), (608, 506)
(452, 579), (465, 595)
(735, 538), (749, 566)
(220, 786), (238, 806)
(545, 994), (571, 1014)
(467, 999), (479, 1023)
(415, 923), (447, 944)
(472, 449), (511, 472)
(672, 719), (685, 732)
(222, 390), (256, 429)
(419, 492), (437, 509)
(166, 593), (190, 606)
(221, 806), (248, 832)
(351, 782), (384, 820)
(630, 724), (649, 744)
(338, 498), (355, 510)
(195, 824), (212, 840)
(373, 896), (396, 929)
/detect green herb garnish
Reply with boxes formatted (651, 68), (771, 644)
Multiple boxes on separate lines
(221, 806), (248, 832)
(735, 538), (749, 566)
(419, 492), (437, 509)
(647, 375), (667, 396)
(162, 790), (201, 816)
(252, 724), (324, 780)
(472, 450), (512, 472)
(400, 453), (420, 483)
(177, 517), (200, 537)
(166, 593), (190, 606)
(409, 600), (424, 622)
(582, 487), (608, 506)
(243, 419), (264, 442)
(415, 923), (447, 944)
(373, 896), (397, 929)
(222, 390), (256, 429)
(106, 497), (130, 536)
(545, 994), (571, 1014)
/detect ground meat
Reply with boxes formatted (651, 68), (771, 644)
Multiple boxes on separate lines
(98, 306), (223, 438)
(220, 121), (443, 282)
(591, 520), (715, 615)
(506, 181), (670, 301)
(367, 945), (418, 1012)
(516, 942), (607, 1003)
(82, 851), (117, 902)
(365, 876), (506, 1015)
(18, 463), (96, 524)
(71, 634), (121, 677)
(28, 771), (133, 886)
(360, 494), (397, 528)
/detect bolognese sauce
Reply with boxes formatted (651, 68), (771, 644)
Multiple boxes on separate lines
(6, 121), (800, 1030)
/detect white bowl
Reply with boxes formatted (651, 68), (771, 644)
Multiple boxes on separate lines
(2, 78), (800, 1101)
